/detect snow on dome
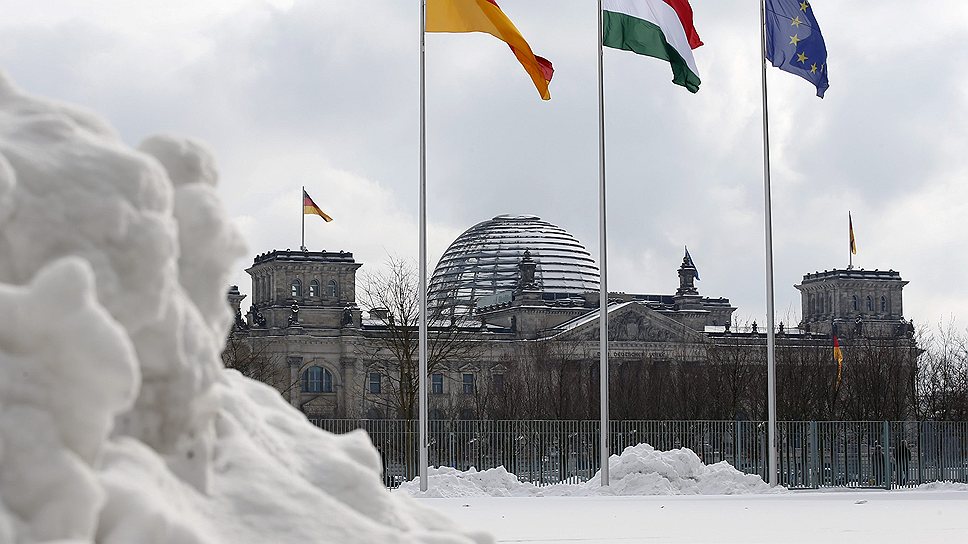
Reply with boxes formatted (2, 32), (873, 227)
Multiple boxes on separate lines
(0, 71), (488, 544)
(399, 443), (780, 498)
(428, 214), (600, 316)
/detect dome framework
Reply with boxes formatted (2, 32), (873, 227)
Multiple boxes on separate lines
(428, 215), (600, 316)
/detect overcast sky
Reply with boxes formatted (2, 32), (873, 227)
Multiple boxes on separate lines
(2, 0), (967, 328)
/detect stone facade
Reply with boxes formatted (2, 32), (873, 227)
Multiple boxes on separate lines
(226, 247), (917, 420)
(795, 268), (911, 338)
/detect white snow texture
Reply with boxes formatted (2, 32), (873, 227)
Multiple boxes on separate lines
(400, 443), (780, 498)
(0, 72), (489, 544)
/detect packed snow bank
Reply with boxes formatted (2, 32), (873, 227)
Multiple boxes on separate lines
(400, 443), (780, 498)
(0, 72), (488, 544)
(914, 481), (968, 492)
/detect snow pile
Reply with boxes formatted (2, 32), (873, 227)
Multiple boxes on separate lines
(914, 481), (968, 492)
(0, 72), (488, 544)
(582, 443), (777, 496)
(400, 443), (779, 498)
(398, 466), (544, 499)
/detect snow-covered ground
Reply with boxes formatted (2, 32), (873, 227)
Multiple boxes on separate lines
(401, 447), (968, 542)
(421, 489), (968, 543)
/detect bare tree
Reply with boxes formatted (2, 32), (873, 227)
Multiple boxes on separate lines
(916, 321), (968, 420)
(496, 340), (584, 419)
(222, 335), (285, 386)
(357, 256), (483, 419)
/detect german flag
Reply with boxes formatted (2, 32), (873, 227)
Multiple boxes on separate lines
(303, 190), (332, 222)
(849, 212), (857, 255)
(426, 0), (554, 100)
(833, 335), (844, 387)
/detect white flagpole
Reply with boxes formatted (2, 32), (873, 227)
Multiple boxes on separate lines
(596, 0), (610, 487)
(758, 0), (778, 487)
(301, 185), (306, 251)
(418, 0), (429, 492)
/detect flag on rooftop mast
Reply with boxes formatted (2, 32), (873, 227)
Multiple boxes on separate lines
(684, 246), (700, 281)
(757, 0), (829, 487)
(418, 0), (553, 493)
(849, 212), (857, 268)
(301, 187), (332, 251)
(596, 0), (703, 486)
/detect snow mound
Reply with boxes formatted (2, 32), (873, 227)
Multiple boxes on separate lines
(582, 443), (778, 496)
(0, 71), (488, 544)
(398, 466), (544, 499)
(400, 443), (780, 498)
(914, 482), (968, 492)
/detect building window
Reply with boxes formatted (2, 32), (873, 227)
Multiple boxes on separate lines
(492, 373), (505, 392)
(808, 294), (814, 315)
(881, 296), (888, 313)
(328, 280), (338, 298)
(309, 279), (319, 297)
(852, 295), (859, 311)
(828, 295), (833, 314)
(431, 373), (444, 395)
(368, 372), (382, 394)
(462, 373), (475, 395)
(866, 296), (874, 312)
(291, 278), (302, 298)
(302, 366), (333, 393)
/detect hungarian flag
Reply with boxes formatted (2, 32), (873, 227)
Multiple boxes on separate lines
(602, 0), (703, 93)
(426, 0), (554, 100)
(833, 335), (844, 387)
(303, 190), (333, 222)
(849, 212), (857, 255)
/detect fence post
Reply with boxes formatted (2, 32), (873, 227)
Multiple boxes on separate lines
(810, 420), (818, 489)
(734, 420), (741, 472)
(882, 420), (892, 490)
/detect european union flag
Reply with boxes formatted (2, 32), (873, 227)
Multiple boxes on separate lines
(765, 0), (829, 98)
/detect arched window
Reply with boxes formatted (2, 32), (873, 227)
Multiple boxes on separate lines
(309, 279), (320, 297)
(828, 295), (833, 314)
(327, 280), (338, 298)
(291, 278), (301, 298)
(852, 295), (859, 311)
(302, 366), (334, 393)
(866, 295), (874, 312)
(808, 294), (815, 315)
(881, 296), (888, 313)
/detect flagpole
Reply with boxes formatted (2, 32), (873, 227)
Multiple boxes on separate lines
(417, 0), (429, 493)
(301, 185), (306, 251)
(596, 0), (610, 487)
(758, 0), (778, 487)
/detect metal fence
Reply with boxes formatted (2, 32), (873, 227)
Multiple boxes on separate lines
(310, 419), (968, 489)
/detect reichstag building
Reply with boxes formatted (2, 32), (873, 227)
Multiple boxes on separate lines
(225, 214), (916, 421)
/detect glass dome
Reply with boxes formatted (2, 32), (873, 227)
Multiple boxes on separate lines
(429, 214), (600, 315)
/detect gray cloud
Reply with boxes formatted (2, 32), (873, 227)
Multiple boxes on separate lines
(1, 0), (965, 327)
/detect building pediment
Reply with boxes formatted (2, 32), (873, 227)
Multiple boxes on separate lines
(551, 302), (703, 343)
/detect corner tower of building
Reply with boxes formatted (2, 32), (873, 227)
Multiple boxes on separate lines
(796, 268), (909, 337)
(245, 249), (362, 329)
